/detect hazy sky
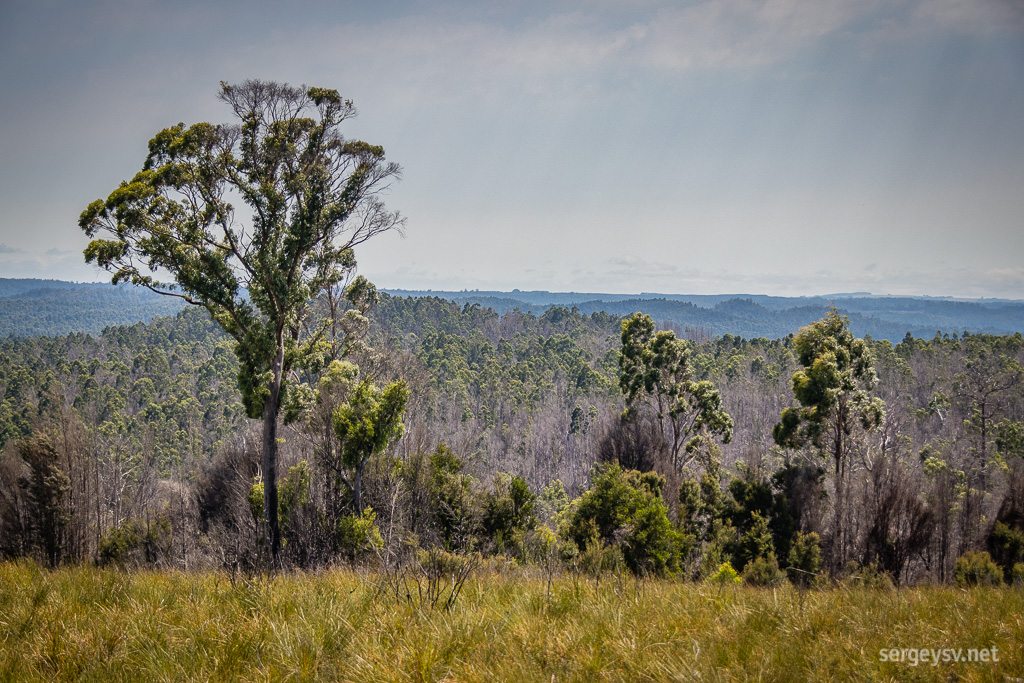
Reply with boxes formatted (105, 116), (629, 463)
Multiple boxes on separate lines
(2, 0), (1022, 297)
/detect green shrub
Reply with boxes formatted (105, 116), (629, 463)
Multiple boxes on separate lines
(482, 474), (537, 556)
(1012, 562), (1024, 586)
(710, 561), (741, 588)
(735, 512), (774, 572)
(742, 552), (786, 587)
(337, 507), (384, 562)
(787, 531), (823, 588)
(562, 463), (684, 576)
(843, 561), (894, 589)
(989, 522), (1024, 576)
(954, 550), (1004, 587)
(97, 517), (170, 567)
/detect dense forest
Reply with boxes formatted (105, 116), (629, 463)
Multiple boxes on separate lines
(2, 289), (1022, 588)
(0, 279), (183, 337)
(7, 278), (1024, 341)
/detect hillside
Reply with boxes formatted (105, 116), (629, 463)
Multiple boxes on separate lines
(386, 289), (1024, 341)
(0, 279), (184, 337)
(4, 278), (1024, 341)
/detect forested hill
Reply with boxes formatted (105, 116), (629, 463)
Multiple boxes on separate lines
(4, 278), (1024, 341)
(385, 289), (1024, 341)
(0, 279), (184, 337)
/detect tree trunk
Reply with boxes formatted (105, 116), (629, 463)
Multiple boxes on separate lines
(353, 466), (363, 515)
(262, 339), (286, 567)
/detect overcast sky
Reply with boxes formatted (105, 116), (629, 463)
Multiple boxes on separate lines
(1, 0), (1022, 298)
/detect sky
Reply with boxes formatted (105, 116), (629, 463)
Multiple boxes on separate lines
(1, 0), (1022, 298)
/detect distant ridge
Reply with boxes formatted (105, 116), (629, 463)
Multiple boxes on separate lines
(0, 278), (184, 337)
(3, 279), (1024, 341)
(383, 289), (1024, 342)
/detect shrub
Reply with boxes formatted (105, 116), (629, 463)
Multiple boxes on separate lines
(97, 517), (170, 567)
(481, 474), (537, 555)
(562, 464), (683, 576)
(1012, 562), (1024, 586)
(989, 522), (1024, 576)
(735, 512), (774, 572)
(742, 552), (786, 587)
(843, 561), (894, 589)
(787, 531), (823, 588)
(954, 550), (1004, 587)
(336, 507), (383, 562)
(710, 561), (741, 588)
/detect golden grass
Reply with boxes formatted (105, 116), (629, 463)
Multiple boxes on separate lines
(1, 561), (1021, 681)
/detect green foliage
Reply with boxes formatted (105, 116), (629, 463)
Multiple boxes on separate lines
(1012, 562), (1024, 585)
(710, 561), (741, 587)
(536, 479), (570, 523)
(97, 518), (170, 567)
(619, 312), (733, 469)
(18, 435), (71, 567)
(563, 463), (686, 576)
(334, 381), (409, 470)
(80, 80), (404, 562)
(250, 460), (310, 540)
(843, 561), (894, 589)
(787, 532), (823, 588)
(995, 419), (1024, 460)
(481, 474), (537, 555)
(735, 512), (775, 572)
(334, 379), (409, 512)
(989, 522), (1024, 576)
(336, 507), (384, 561)
(278, 461), (311, 529)
(954, 550), (1004, 587)
(428, 444), (478, 551)
(742, 552), (786, 587)
(773, 308), (884, 456)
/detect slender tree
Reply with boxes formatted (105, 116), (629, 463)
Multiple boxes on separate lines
(619, 312), (733, 472)
(333, 379), (409, 514)
(79, 80), (404, 565)
(773, 308), (885, 570)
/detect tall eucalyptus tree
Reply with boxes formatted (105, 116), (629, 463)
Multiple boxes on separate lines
(80, 80), (404, 565)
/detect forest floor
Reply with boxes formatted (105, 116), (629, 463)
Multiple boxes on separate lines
(1, 560), (1021, 681)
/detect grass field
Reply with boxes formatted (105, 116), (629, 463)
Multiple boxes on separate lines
(1, 561), (1021, 681)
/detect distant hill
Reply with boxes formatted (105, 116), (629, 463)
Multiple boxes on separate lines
(384, 289), (1024, 341)
(0, 279), (184, 337)
(3, 279), (1023, 341)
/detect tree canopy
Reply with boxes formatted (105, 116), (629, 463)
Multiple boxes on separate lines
(79, 80), (404, 564)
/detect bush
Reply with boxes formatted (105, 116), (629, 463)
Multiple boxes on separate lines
(787, 531), (823, 588)
(843, 561), (894, 589)
(481, 474), (537, 556)
(742, 552), (786, 587)
(710, 561), (741, 588)
(97, 517), (171, 567)
(336, 508), (383, 562)
(1012, 563), (1024, 586)
(562, 463), (684, 576)
(954, 550), (1004, 587)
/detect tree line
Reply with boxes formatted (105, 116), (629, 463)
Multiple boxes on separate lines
(4, 79), (1021, 589)
(2, 295), (1022, 587)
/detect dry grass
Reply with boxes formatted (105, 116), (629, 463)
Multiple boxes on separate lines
(1, 561), (1021, 681)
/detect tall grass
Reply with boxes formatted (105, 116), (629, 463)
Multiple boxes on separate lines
(1, 561), (1021, 681)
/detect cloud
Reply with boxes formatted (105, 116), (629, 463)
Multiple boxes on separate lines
(0, 243), (23, 254)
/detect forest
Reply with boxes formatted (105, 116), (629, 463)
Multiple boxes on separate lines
(2, 289), (1023, 591)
